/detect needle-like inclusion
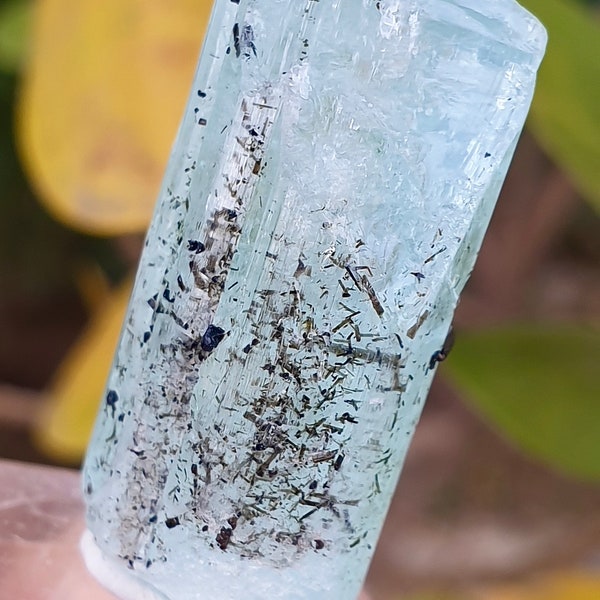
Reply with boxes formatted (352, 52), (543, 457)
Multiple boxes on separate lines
(81, 1), (546, 598)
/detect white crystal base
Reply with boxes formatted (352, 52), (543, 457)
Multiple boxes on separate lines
(80, 530), (169, 600)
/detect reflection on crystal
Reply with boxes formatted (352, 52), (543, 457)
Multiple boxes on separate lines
(82, 1), (546, 599)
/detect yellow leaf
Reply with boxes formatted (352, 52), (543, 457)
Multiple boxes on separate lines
(476, 571), (600, 600)
(74, 262), (112, 314)
(18, 0), (212, 235)
(34, 278), (132, 464)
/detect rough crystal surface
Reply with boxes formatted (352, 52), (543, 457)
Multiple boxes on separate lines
(82, 1), (546, 599)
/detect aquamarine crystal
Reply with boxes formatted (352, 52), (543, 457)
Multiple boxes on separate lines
(81, 1), (546, 599)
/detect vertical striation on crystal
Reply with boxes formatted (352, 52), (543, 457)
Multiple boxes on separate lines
(81, 1), (546, 599)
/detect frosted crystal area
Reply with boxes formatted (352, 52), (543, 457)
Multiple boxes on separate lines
(82, 1), (546, 599)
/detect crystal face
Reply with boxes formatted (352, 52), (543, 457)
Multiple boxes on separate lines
(81, 1), (546, 599)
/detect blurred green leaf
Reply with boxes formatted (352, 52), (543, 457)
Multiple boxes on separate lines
(444, 326), (600, 481)
(521, 0), (600, 210)
(0, 0), (31, 73)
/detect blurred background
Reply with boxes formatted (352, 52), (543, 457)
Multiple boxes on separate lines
(0, 0), (598, 598)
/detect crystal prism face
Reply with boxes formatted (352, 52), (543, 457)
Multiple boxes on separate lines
(82, 1), (546, 599)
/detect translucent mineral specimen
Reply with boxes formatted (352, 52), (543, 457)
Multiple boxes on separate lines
(81, 1), (546, 599)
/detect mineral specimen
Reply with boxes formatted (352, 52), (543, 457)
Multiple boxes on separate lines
(81, 1), (546, 599)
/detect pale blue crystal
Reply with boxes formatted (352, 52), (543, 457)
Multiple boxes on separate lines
(81, 1), (546, 599)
